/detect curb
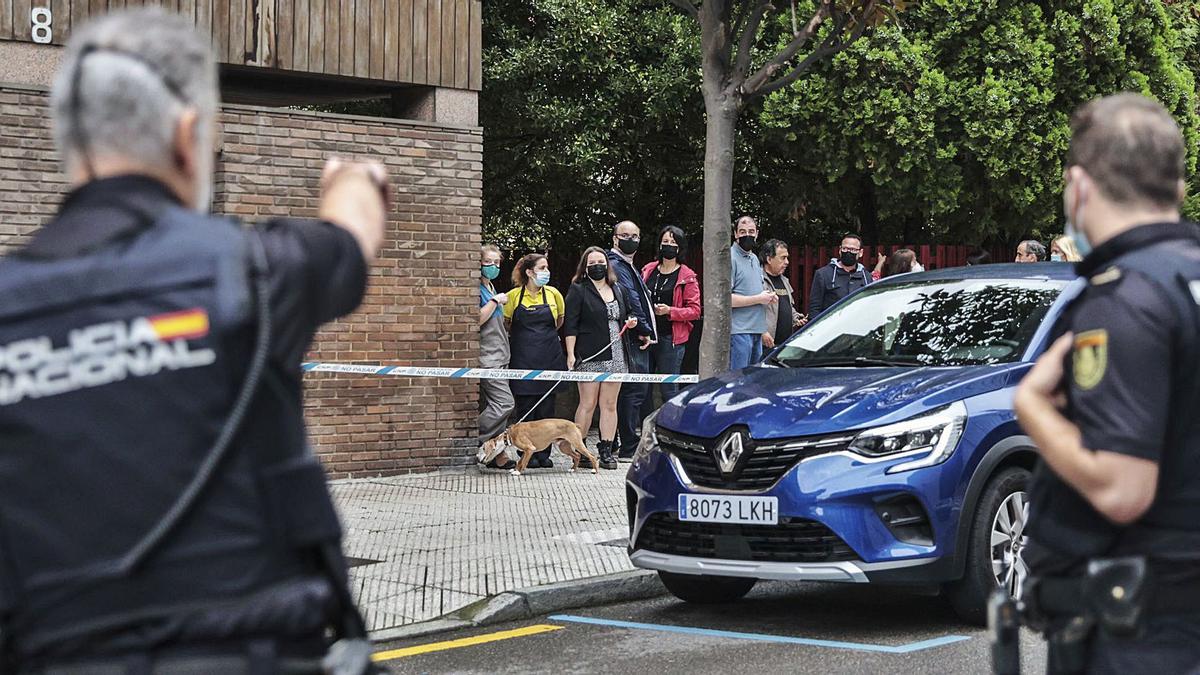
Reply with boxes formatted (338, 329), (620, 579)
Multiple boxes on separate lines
(370, 569), (667, 642)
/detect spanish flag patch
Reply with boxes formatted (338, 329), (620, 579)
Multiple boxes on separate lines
(1073, 329), (1108, 391)
(148, 308), (210, 341)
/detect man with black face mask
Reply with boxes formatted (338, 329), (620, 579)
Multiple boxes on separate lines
(730, 215), (775, 370)
(807, 233), (872, 319)
(607, 220), (657, 461)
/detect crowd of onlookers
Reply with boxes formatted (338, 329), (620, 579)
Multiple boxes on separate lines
(477, 222), (1087, 468)
(477, 221), (701, 471)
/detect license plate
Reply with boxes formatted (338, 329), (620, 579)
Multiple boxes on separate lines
(677, 494), (778, 525)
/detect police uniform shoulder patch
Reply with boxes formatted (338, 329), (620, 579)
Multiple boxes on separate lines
(1073, 329), (1108, 390)
(1090, 266), (1122, 286)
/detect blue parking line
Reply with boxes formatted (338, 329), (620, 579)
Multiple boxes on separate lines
(547, 615), (970, 654)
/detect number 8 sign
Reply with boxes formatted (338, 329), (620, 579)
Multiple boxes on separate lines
(31, 7), (52, 44)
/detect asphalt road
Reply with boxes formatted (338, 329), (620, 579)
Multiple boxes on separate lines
(373, 579), (1047, 674)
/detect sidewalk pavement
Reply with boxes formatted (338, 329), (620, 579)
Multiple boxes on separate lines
(328, 441), (638, 633)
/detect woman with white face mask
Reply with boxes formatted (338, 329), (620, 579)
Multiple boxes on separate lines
(502, 253), (566, 468)
(878, 248), (922, 277)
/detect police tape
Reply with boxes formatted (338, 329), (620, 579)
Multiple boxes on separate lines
(300, 362), (700, 384)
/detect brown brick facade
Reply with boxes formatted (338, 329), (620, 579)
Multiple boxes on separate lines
(0, 84), (482, 477)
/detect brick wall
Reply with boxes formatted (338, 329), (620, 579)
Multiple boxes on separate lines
(0, 84), (483, 477)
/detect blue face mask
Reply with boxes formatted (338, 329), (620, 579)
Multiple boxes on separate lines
(1050, 254), (1063, 262)
(1064, 218), (1091, 259)
(534, 270), (551, 287)
(481, 264), (500, 280)
(1064, 179), (1092, 259)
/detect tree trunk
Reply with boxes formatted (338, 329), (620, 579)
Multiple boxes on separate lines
(697, 98), (739, 378)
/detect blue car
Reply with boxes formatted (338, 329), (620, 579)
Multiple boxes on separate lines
(626, 263), (1079, 624)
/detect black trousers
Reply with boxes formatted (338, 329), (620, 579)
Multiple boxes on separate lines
(1082, 613), (1200, 674)
(511, 392), (557, 460)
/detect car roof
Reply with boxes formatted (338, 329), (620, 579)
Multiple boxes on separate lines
(873, 262), (1078, 285)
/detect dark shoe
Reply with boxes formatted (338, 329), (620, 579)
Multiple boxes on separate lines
(579, 446), (595, 470)
(598, 440), (618, 470)
(617, 447), (636, 463)
(541, 457), (554, 469)
(532, 450), (552, 468)
(522, 453), (540, 468)
(486, 456), (516, 470)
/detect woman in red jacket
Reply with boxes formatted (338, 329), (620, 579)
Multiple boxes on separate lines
(641, 225), (702, 409)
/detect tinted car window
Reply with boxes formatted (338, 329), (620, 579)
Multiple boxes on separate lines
(777, 278), (1064, 367)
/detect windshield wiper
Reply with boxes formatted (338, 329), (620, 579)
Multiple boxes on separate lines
(783, 355), (925, 368)
(763, 353), (787, 368)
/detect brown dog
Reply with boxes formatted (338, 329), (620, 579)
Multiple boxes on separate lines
(480, 419), (599, 477)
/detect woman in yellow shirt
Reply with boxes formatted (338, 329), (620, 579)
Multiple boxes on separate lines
(503, 253), (567, 468)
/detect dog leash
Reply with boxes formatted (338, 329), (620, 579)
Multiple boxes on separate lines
(511, 324), (631, 426)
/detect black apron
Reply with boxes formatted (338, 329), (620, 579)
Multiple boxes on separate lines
(508, 287), (566, 396)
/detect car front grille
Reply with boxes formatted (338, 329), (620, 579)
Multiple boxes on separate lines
(658, 427), (852, 491)
(634, 512), (858, 563)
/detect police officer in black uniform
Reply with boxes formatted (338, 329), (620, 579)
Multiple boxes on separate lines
(1014, 93), (1200, 673)
(0, 9), (388, 674)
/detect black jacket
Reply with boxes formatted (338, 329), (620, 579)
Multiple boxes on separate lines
(606, 249), (657, 341)
(564, 280), (631, 363)
(808, 261), (872, 317)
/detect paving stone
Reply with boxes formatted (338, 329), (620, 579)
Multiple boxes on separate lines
(329, 436), (635, 631)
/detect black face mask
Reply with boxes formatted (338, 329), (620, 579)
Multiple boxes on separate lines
(737, 236), (756, 252)
(659, 244), (679, 260)
(587, 264), (608, 281)
(617, 238), (640, 255)
(839, 250), (858, 267)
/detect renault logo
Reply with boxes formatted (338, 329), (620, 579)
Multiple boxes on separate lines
(715, 430), (747, 475)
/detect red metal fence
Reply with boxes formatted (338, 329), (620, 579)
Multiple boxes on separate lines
(522, 243), (1013, 314)
(786, 244), (1012, 311)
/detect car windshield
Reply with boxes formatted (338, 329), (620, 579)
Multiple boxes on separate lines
(775, 278), (1065, 367)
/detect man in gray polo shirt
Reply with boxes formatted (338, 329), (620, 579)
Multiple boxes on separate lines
(729, 215), (777, 370)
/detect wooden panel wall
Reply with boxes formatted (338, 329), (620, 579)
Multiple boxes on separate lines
(0, 0), (481, 90)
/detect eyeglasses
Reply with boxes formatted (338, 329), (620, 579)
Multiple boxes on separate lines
(840, 246), (861, 253)
(616, 233), (640, 241)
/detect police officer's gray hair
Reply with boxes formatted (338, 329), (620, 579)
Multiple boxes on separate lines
(1020, 240), (1047, 261)
(1067, 93), (1186, 209)
(50, 9), (218, 174)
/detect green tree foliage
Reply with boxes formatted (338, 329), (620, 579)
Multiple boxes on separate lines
(758, 0), (1200, 244)
(482, 1), (1200, 249)
(481, 0), (706, 250)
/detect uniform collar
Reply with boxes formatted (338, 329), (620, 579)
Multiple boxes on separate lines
(1076, 220), (1200, 277)
(18, 174), (184, 259)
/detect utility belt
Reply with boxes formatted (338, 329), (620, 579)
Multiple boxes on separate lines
(990, 556), (1200, 674)
(19, 638), (327, 675)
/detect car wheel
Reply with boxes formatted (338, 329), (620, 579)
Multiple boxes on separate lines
(658, 571), (756, 604)
(946, 466), (1030, 625)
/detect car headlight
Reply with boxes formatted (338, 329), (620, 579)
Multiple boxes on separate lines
(632, 409), (660, 463)
(847, 401), (967, 474)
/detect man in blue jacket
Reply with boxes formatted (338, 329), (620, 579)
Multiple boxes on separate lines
(608, 220), (656, 461)
(807, 233), (873, 318)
